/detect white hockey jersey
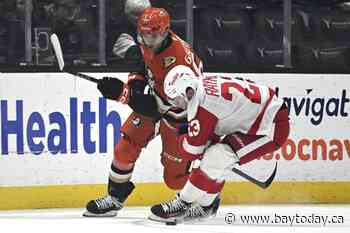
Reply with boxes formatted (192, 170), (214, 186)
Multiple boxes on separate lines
(178, 75), (284, 160)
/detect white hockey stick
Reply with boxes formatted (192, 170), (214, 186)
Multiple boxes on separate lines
(50, 33), (99, 83)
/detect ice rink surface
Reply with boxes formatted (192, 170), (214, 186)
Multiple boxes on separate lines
(0, 205), (349, 233)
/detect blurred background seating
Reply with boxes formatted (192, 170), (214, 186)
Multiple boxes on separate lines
(293, 2), (350, 71)
(32, 0), (99, 66)
(1, 0), (350, 72)
(0, 0), (26, 65)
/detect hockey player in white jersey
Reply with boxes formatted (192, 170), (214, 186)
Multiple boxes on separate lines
(149, 65), (290, 223)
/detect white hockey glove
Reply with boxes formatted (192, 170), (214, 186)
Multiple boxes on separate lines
(153, 93), (187, 120)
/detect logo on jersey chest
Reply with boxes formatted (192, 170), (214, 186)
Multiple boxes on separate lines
(163, 56), (176, 68)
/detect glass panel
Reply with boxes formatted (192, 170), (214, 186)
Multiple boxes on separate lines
(153, 0), (187, 41)
(32, 0), (99, 67)
(292, 0), (350, 72)
(193, 0), (285, 72)
(105, 0), (132, 66)
(3, 0), (348, 73)
(0, 0), (26, 66)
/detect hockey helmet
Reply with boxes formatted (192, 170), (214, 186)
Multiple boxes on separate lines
(164, 65), (199, 109)
(137, 7), (170, 49)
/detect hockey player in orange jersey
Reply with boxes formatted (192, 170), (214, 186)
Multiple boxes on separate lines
(84, 7), (207, 217)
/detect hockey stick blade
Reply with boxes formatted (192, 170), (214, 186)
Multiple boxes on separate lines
(50, 33), (98, 83)
(50, 33), (65, 71)
(232, 162), (277, 189)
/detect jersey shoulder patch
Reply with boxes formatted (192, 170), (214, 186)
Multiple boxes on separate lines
(163, 56), (177, 68)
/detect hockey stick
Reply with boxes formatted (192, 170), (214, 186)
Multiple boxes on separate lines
(231, 162), (277, 189)
(50, 33), (99, 84)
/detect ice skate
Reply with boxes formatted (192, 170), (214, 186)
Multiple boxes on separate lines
(83, 195), (123, 217)
(83, 180), (135, 217)
(183, 195), (221, 222)
(148, 193), (190, 223)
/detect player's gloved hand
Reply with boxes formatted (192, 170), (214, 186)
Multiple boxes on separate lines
(153, 93), (187, 120)
(97, 77), (124, 100)
(153, 93), (171, 114)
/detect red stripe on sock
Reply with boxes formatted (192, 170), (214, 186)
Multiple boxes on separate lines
(189, 168), (225, 194)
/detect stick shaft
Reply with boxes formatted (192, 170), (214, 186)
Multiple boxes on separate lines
(69, 71), (99, 83)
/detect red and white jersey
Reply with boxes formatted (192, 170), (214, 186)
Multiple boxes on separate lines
(179, 75), (284, 160)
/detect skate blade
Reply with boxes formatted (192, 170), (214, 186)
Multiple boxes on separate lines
(148, 213), (179, 224)
(82, 210), (118, 217)
(183, 212), (217, 223)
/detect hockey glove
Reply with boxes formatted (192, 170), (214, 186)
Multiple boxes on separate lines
(97, 77), (124, 100)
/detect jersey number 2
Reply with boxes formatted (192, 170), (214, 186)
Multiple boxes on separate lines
(221, 82), (261, 104)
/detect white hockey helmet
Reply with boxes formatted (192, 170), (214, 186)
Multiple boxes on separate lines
(164, 65), (199, 108)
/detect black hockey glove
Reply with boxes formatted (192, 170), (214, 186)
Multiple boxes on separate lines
(97, 77), (124, 100)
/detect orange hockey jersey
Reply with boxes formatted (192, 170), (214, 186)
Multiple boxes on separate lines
(140, 30), (203, 101)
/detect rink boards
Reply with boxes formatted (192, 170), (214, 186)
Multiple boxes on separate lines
(0, 72), (349, 210)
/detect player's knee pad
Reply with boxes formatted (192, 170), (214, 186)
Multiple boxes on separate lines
(162, 153), (191, 190)
(200, 143), (239, 181)
(114, 135), (142, 164)
(163, 171), (189, 190)
(161, 150), (187, 168)
(159, 120), (179, 155)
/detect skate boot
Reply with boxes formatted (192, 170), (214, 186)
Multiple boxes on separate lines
(84, 195), (123, 217)
(83, 180), (134, 217)
(149, 193), (191, 223)
(184, 195), (221, 222)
